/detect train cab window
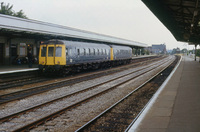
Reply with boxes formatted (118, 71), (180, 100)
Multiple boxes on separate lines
(56, 47), (62, 57)
(41, 47), (46, 57)
(48, 47), (54, 57)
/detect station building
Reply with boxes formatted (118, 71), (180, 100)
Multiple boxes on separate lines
(0, 37), (39, 65)
(152, 44), (166, 54)
(0, 14), (147, 66)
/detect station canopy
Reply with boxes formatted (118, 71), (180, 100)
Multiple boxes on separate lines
(0, 14), (147, 48)
(142, 0), (200, 45)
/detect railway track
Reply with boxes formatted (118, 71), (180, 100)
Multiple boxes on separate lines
(0, 56), (175, 131)
(0, 76), (49, 90)
(75, 55), (179, 132)
(0, 56), (160, 91)
(0, 56), (165, 104)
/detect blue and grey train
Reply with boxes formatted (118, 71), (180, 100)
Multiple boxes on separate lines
(39, 40), (132, 74)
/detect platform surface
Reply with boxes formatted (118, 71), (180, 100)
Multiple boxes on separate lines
(129, 55), (200, 132)
(0, 64), (38, 74)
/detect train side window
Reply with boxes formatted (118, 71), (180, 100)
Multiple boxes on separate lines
(41, 47), (46, 57)
(90, 48), (94, 55)
(77, 49), (80, 55)
(68, 49), (71, 55)
(80, 49), (84, 55)
(97, 49), (100, 55)
(56, 47), (62, 57)
(93, 49), (95, 55)
(48, 47), (54, 57)
(101, 49), (103, 55)
(66, 48), (68, 56)
(84, 49), (86, 55)
(88, 48), (91, 55)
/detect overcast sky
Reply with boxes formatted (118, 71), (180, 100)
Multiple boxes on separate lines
(3, 0), (195, 50)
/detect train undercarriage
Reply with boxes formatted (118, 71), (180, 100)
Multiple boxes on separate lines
(39, 59), (131, 76)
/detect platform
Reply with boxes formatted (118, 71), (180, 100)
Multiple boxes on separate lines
(0, 55), (154, 75)
(129, 55), (200, 132)
(0, 64), (38, 74)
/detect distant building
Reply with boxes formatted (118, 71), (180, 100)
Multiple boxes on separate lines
(152, 44), (166, 54)
(145, 46), (153, 54)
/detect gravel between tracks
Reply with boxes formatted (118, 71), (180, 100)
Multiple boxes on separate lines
(0, 56), (173, 131)
(31, 58), (171, 132)
(0, 61), (155, 117)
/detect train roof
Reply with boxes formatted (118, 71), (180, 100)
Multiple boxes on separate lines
(110, 45), (132, 49)
(41, 40), (134, 50)
(41, 40), (110, 48)
(63, 40), (110, 48)
(42, 40), (65, 44)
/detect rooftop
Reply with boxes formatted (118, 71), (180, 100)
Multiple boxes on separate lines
(0, 14), (147, 48)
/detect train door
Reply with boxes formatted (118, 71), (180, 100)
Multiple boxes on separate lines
(46, 45), (55, 65)
(54, 45), (66, 65)
(39, 45), (47, 65)
(110, 47), (114, 60)
(0, 43), (4, 65)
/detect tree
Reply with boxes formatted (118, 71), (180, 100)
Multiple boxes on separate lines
(0, 2), (28, 19)
(14, 9), (27, 18)
(0, 2), (13, 15)
(171, 48), (179, 54)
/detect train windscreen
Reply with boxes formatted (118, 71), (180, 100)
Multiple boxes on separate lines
(41, 47), (46, 57)
(48, 47), (54, 57)
(56, 47), (62, 57)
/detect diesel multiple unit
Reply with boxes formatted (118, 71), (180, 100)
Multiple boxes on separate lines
(39, 40), (132, 74)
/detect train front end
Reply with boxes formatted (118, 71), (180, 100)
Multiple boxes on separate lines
(39, 40), (66, 73)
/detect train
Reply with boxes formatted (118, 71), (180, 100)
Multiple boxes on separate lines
(38, 40), (132, 74)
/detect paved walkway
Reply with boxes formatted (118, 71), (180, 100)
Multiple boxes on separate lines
(129, 56), (200, 132)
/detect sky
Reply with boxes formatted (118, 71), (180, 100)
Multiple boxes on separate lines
(2, 0), (196, 50)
